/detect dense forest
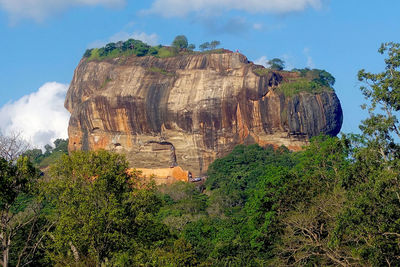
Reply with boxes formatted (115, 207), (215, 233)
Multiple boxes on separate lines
(1, 42), (400, 266)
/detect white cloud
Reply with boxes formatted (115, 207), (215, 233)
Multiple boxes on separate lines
(145, 0), (322, 17)
(253, 23), (263, 30)
(303, 47), (315, 68)
(0, 0), (125, 22)
(254, 56), (268, 67)
(89, 31), (159, 48)
(306, 56), (314, 68)
(0, 82), (70, 149)
(282, 54), (294, 70)
(254, 55), (295, 70)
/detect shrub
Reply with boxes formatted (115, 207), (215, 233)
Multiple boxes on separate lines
(293, 68), (335, 87)
(155, 47), (177, 58)
(253, 68), (270, 76)
(276, 78), (333, 97)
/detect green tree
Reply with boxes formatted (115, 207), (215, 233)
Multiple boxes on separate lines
(43, 144), (52, 157)
(24, 139), (69, 168)
(104, 42), (117, 54)
(170, 238), (198, 266)
(121, 39), (150, 56)
(199, 42), (210, 51)
(268, 58), (285, 71)
(179, 145), (296, 264)
(83, 49), (92, 58)
(0, 156), (41, 267)
(358, 42), (400, 158)
(206, 144), (294, 212)
(172, 35), (188, 50)
(43, 150), (169, 265)
(209, 40), (221, 50)
(315, 69), (335, 87)
(158, 182), (208, 234)
(53, 139), (68, 153)
(294, 68), (336, 87)
(331, 42), (400, 266)
(274, 136), (352, 266)
(23, 148), (44, 166)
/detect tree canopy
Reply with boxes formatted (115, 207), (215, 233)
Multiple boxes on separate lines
(43, 150), (170, 265)
(268, 58), (285, 70)
(0, 153), (44, 267)
(24, 138), (69, 168)
(199, 40), (221, 51)
(171, 35), (188, 49)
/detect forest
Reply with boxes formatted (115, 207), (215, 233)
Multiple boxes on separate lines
(1, 42), (400, 266)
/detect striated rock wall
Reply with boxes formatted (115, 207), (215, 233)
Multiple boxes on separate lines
(65, 52), (343, 175)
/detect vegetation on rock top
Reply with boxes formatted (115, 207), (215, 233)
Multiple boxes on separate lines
(83, 35), (335, 98)
(253, 63), (336, 97)
(276, 76), (334, 97)
(83, 35), (225, 61)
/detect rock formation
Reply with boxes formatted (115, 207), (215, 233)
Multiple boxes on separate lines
(65, 51), (343, 175)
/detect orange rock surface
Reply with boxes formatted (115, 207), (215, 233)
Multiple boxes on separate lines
(131, 166), (189, 185)
(66, 52), (343, 175)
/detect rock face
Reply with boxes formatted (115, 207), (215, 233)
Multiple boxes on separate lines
(66, 52), (343, 175)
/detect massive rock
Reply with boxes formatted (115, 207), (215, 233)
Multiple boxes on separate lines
(65, 52), (343, 175)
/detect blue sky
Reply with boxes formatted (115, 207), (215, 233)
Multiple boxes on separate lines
(0, 0), (399, 148)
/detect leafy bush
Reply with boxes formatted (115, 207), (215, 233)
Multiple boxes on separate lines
(153, 46), (177, 58)
(276, 78), (333, 97)
(252, 66), (335, 97)
(253, 68), (270, 76)
(293, 68), (335, 87)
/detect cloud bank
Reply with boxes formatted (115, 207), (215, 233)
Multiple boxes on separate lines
(0, 82), (70, 149)
(146, 0), (322, 17)
(0, 0), (125, 22)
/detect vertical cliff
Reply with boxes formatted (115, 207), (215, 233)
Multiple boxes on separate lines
(65, 51), (343, 175)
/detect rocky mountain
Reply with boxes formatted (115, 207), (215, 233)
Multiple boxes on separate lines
(65, 50), (342, 175)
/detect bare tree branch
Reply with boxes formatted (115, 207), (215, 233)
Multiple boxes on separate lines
(0, 131), (30, 162)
